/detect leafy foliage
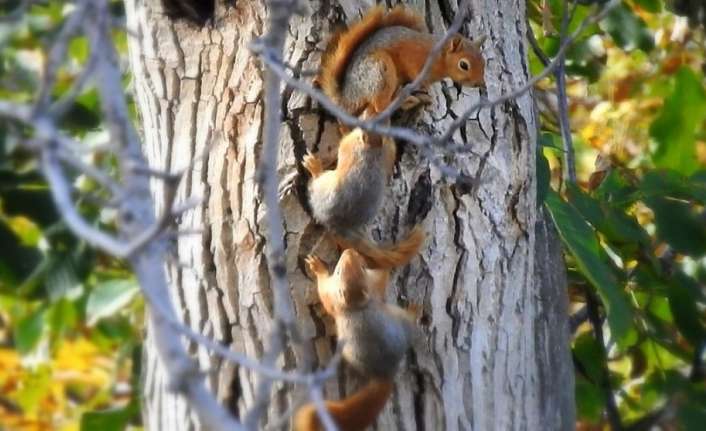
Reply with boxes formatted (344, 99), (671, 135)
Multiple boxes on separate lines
(532, 0), (706, 428)
(0, 2), (142, 429)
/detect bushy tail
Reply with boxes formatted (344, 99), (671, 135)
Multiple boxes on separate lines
(332, 226), (425, 270)
(318, 5), (426, 105)
(294, 379), (394, 431)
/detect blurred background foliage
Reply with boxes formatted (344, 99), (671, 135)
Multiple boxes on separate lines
(0, 0), (704, 430)
(0, 1), (142, 430)
(532, 0), (706, 429)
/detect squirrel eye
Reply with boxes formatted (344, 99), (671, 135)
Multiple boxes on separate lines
(458, 59), (470, 72)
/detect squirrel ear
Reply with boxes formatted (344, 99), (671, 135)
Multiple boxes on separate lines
(447, 35), (463, 53)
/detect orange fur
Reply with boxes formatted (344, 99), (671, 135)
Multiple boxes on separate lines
(319, 5), (426, 105)
(332, 225), (425, 270)
(294, 379), (394, 431)
(299, 248), (414, 431)
(305, 250), (389, 315)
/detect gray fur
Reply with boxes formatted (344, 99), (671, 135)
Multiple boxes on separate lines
(341, 27), (437, 110)
(308, 145), (385, 232)
(337, 303), (413, 378)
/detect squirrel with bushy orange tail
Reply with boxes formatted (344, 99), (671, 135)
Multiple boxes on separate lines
(296, 248), (419, 431)
(298, 4), (485, 431)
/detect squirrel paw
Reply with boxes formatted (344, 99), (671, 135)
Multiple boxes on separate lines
(400, 92), (432, 111)
(302, 151), (324, 178)
(305, 255), (327, 277)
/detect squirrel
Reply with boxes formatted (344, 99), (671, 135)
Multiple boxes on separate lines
(295, 248), (419, 431)
(303, 127), (425, 269)
(319, 5), (486, 119)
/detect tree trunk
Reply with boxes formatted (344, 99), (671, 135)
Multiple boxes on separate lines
(125, 0), (575, 429)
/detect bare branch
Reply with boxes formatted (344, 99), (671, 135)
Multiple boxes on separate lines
(40, 144), (129, 255)
(245, 0), (306, 427)
(527, 25), (550, 67)
(49, 52), (99, 118)
(56, 148), (122, 196)
(556, 0), (577, 183)
(35, 5), (87, 113)
(140, 280), (337, 385)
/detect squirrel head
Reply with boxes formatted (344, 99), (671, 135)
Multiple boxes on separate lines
(443, 35), (486, 87)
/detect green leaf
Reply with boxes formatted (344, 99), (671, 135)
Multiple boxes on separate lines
(0, 220), (42, 289)
(575, 376), (604, 423)
(539, 132), (563, 150)
(689, 171), (706, 204)
(566, 183), (649, 250)
(679, 402), (706, 431)
(601, 3), (654, 52)
(45, 254), (83, 301)
(573, 332), (605, 383)
(47, 298), (78, 339)
(668, 272), (706, 347)
(86, 279), (139, 326)
(650, 68), (706, 175)
(14, 307), (46, 354)
(641, 170), (694, 201)
(644, 196), (706, 256)
(634, 0), (662, 13)
(545, 190), (633, 346)
(2, 214), (42, 246)
(595, 170), (639, 209)
(81, 404), (137, 431)
(68, 36), (89, 63)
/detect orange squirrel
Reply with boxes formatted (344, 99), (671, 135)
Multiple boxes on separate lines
(319, 5), (486, 118)
(295, 248), (419, 431)
(303, 127), (424, 269)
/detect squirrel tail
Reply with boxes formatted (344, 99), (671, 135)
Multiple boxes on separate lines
(294, 379), (394, 431)
(332, 226), (425, 270)
(319, 5), (426, 105)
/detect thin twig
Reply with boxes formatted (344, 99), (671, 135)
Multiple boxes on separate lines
(244, 0), (303, 427)
(556, 0), (576, 183)
(49, 52), (99, 118)
(371, 0), (477, 125)
(527, 25), (550, 67)
(34, 6), (87, 113)
(56, 148), (122, 196)
(585, 290), (623, 430)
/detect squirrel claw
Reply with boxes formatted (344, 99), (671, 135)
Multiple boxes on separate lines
(305, 255), (327, 277)
(302, 151), (324, 178)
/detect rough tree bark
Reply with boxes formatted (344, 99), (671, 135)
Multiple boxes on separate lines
(125, 0), (575, 429)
